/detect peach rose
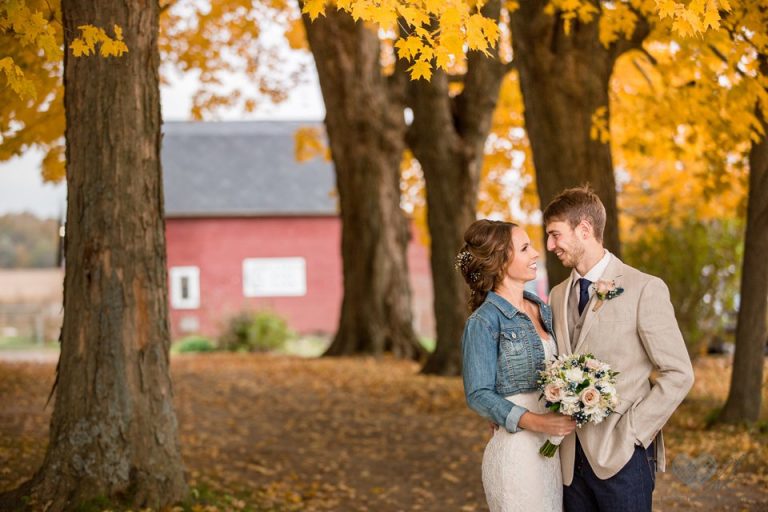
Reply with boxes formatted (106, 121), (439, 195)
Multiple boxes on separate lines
(585, 358), (601, 371)
(580, 387), (601, 407)
(594, 280), (614, 295)
(544, 383), (563, 402)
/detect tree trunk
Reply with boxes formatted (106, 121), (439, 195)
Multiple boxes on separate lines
(509, 2), (649, 287)
(719, 71), (768, 423)
(407, 1), (507, 375)
(0, 1), (188, 509)
(301, 7), (424, 359)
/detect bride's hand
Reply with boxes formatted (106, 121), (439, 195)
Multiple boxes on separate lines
(518, 412), (576, 436)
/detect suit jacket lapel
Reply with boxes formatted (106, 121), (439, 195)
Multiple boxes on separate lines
(573, 256), (624, 354)
(558, 274), (574, 356)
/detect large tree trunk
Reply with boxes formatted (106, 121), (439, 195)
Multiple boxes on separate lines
(509, 2), (649, 287)
(301, 8), (424, 359)
(0, 1), (188, 510)
(719, 68), (768, 423)
(408, 1), (507, 375)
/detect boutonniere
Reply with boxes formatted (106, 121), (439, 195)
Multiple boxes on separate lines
(592, 278), (624, 312)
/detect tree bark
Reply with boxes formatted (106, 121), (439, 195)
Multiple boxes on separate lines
(719, 62), (768, 423)
(509, 1), (649, 287)
(0, 1), (188, 509)
(407, 1), (507, 375)
(301, 7), (424, 359)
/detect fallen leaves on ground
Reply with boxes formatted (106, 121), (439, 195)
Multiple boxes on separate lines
(0, 354), (766, 511)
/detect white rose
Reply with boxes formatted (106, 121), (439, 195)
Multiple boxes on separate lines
(565, 368), (584, 384)
(560, 402), (578, 416)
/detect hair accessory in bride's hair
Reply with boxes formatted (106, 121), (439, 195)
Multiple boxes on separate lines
(455, 250), (481, 283)
(455, 250), (472, 272)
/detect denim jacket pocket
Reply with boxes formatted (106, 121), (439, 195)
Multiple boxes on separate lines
(499, 329), (531, 385)
(499, 329), (526, 357)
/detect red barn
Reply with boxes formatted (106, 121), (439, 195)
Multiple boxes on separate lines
(162, 121), (434, 340)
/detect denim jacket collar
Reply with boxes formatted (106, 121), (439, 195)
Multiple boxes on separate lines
(486, 290), (546, 319)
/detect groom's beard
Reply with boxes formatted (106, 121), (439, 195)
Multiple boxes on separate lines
(557, 242), (585, 269)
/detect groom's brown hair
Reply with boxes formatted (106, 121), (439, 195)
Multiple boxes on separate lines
(543, 186), (606, 243)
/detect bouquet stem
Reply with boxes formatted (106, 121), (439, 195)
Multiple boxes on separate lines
(540, 439), (560, 457)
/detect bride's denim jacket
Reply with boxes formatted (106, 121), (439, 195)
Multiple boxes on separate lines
(462, 290), (555, 434)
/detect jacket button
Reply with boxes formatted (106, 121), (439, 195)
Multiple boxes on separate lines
(511, 332), (517, 339)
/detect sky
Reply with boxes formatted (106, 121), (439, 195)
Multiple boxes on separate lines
(0, 69), (325, 220)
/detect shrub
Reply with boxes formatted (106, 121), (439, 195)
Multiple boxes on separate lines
(174, 335), (217, 353)
(218, 310), (293, 352)
(623, 217), (742, 356)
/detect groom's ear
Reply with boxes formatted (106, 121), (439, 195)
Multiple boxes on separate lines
(578, 219), (594, 240)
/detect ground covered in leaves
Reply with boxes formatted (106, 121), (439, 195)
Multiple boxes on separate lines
(0, 353), (767, 511)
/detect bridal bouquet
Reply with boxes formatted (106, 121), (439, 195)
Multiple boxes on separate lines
(537, 353), (619, 457)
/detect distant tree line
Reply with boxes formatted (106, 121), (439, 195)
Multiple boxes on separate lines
(0, 213), (59, 268)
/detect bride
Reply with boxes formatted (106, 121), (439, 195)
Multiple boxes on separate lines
(457, 219), (576, 512)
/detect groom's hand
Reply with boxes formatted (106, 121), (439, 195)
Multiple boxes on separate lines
(488, 422), (499, 436)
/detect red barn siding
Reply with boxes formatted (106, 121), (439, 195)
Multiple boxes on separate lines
(166, 216), (434, 340)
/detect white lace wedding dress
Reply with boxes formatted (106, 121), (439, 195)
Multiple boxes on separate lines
(481, 335), (563, 512)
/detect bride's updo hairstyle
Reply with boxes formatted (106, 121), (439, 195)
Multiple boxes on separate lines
(455, 219), (518, 312)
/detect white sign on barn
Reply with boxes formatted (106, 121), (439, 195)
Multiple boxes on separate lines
(242, 257), (307, 297)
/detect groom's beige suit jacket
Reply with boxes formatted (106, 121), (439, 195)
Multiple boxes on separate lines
(549, 254), (694, 485)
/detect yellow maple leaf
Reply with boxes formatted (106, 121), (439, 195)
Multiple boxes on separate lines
(70, 38), (91, 57)
(284, 18), (307, 49)
(295, 126), (329, 162)
(481, 16), (500, 43)
(409, 59), (432, 80)
(655, 0), (678, 19)
(440, 6), (462, 28)
(350, 1), (371, 21)
(398, 5), (430, 28)
(0, 57), (36, 99)
(302, 0), (326, 21)
(440, 30), (464, 57)
(590, 106), (610, 143)
(467, 14), (489, 53)
(395, 36), (424, 61)
(336, 0), (353, 12)
(688, 0), (707, 16)
(435, 46), (451, 69)
(371, 5), (398, 29)
(671, 18), (694, 38)
(702, 2), (720, 29)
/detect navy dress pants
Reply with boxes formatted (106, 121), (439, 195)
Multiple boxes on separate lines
(564, 437), (656, 512)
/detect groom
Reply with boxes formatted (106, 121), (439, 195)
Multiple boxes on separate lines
(544, 187), (694, 511)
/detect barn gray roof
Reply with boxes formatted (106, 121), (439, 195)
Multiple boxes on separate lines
(161, 121), (337, 217)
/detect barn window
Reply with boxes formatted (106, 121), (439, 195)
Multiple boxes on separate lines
(170, 266), (200, 309)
